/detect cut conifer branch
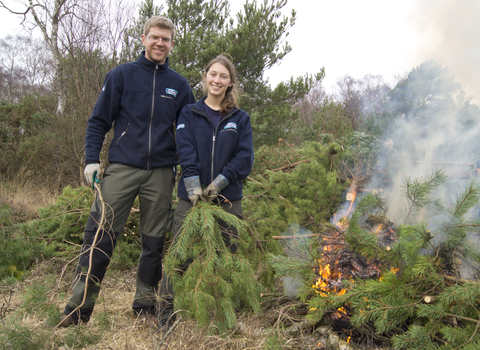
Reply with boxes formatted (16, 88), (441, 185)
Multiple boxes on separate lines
(346, 178), (359, 201)
(164, 202), (263, 332)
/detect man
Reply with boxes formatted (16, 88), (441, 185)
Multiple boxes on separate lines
(58, 16), (195, 327)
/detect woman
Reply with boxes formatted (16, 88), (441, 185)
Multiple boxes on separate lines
(157, 54), (254, 329)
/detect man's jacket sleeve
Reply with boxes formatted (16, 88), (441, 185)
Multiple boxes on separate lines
(84, 70), (123, 165)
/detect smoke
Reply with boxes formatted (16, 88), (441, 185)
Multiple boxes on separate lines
(282, 275), (305, 300)
(415, 0), (480, 104)
(361, 59), (480, 279)
(278, 224), (313, 298)
(379, 111), (480, 223)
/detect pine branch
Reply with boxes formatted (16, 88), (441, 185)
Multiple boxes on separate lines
(402, 170), (447, 224)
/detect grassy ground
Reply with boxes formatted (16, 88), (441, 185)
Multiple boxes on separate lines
(0, 178), (369, 349)
(1, 262), (327, 350)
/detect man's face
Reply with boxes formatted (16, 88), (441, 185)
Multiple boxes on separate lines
(142, 26), (174, 64)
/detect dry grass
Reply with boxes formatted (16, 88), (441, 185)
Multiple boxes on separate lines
(2, 264), (278, 350)
(0, 258), (364, 350)
(0, 169), (57, 223)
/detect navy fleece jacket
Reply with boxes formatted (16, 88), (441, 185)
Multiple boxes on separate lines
(176, 97), (254, 202)
(85, 52), (195, 169)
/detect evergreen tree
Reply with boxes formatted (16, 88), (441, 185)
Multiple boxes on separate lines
(386, 60), (461, 121)
(165, 0), (229, 93)
(120, 0), (163, 63)
(121, 0), (324, 147)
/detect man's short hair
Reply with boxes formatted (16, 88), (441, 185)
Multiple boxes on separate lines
(144, 16), (176, 39)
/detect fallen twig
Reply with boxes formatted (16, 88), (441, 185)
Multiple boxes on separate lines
(154, 317), (182, 350)
(271, 159), (311, 172)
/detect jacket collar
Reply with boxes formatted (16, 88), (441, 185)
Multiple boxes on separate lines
(138, 51), (170, 72)
(193, 96), (239, 116)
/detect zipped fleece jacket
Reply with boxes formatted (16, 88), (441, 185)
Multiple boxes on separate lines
(84, 52), (195, 169)
(176, 97), (254, 202)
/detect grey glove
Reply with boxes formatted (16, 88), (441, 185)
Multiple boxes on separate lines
(185, 176), (206, 206)
(189, 187), (206, 206)
(84, 163), (101, 185)
(202, 175), (229, 202)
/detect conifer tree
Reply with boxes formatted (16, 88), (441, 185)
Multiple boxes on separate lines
(120, 0), (163, 63)
(121, 0), (323, 147)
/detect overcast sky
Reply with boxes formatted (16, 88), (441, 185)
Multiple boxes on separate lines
(1, 0), (479, 101)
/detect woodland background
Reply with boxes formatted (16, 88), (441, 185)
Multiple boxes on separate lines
(2, 0), (480, 349)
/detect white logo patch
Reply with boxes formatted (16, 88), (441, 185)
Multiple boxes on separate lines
(224, 122), (237, 130)
(166, 88), (178, 97)
(176, 123), (185, 130)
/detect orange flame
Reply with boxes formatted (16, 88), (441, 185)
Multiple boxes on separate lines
(313, 260), (346, 297)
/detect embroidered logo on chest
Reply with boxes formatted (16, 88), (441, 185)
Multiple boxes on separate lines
(224, 122), (237, 130)
(165, 88), (178, 97)
(176, 123), (185, 130)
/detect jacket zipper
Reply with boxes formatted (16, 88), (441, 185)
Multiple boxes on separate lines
(161, 96), (176, 143)
(210, 109), (236, 183)
(192, 105), (237, 183)
(148, 65), (158, 169)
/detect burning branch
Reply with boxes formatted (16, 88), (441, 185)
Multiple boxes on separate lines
(345, 178), (358, 200)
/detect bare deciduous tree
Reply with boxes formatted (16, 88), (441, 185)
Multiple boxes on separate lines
(0, 34), (53, 102)
(0, 0), (135, 114)
(293, 84), (328, 126)
(359, 74), (390, 116)
(335, 74), (391, 129)
(336, 75), (363, 130)
(1, 0), (136, 188)
(1, 0), (77, 114)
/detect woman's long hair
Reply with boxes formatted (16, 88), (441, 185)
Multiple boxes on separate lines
(203, 55), (240, 116)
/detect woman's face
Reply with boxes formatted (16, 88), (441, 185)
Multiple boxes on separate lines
(204, 62), (232, 99)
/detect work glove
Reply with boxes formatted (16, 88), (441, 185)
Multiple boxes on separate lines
(202, 174), (229, 202)
(84, 163), (101, 185)
(189, 187), (206, 206)
(184, 176), (205, 206)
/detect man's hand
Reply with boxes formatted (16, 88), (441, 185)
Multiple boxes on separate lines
(189, 187), (206, 206)
(84, 163), (101, 185)
(202, 182), (218, 202)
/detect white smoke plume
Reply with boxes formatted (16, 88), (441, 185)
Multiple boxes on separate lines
(378, 107), (480, 223)
(414, 0), (480, 104)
